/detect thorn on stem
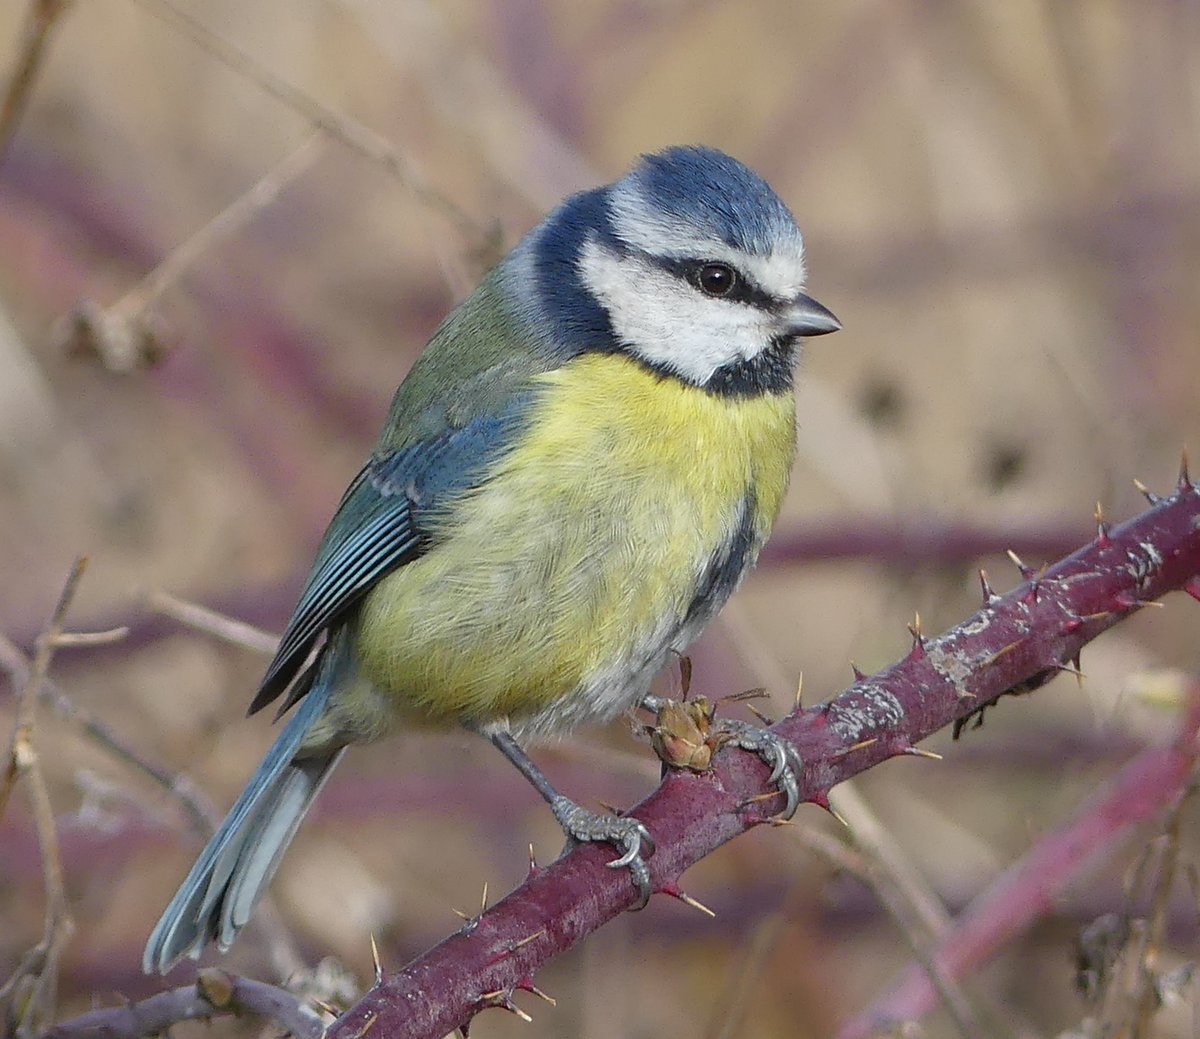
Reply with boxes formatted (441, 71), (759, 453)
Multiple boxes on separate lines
(1133, 477), (1163, 505)
(1094, 501), (1110, 544)
(1007, 548), (1036, 579)
(901, 746), (943, 761)
(831, 737), (878, 760)
(660, 881), (717, 918)
(507, 929), (546, 954)
(978, 569), (996, 604)
(369, 934), (383, 985)
(850, 661), (867, 682)
(906, 612), (926, 660)
(1051, 659), (1086, 684)
(1179, 447), (1193, 493)
(981, 639), (1025, 667)
(516, 978), (557, 1006)
(478, 989), (533, 1024)
(808, 790), (849, 828)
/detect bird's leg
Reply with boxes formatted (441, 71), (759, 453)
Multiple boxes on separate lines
(486, 729), (655, 908)
(638, 694), (804, 820)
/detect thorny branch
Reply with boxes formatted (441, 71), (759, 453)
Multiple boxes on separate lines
(37, 969), (330, 1039)
(0, 558), (89, 1037)
(837, 683), (1200, 1039)
(0, 0), (73, 162)
(34, 473), (1200, 1039)
(321, 473), (1200, 1039)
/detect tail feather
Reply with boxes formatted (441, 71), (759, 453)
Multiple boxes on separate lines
(219, 750), (343, 945)
(143, 681), (340, 974)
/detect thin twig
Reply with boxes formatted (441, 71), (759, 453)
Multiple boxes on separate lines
(1129, 790), (1190, 1036)
(704, 902), (791, 1039)
(61, 132), (326, 372)
(0, 557), (88, 1037)
(830, 783), (996, 1039)
(39, 969), (330, 1039)
(0, 0), (73, 161)
(0, 632), (218, 837)
(129, 0), (487, 242)
(147, 589), (279, 655)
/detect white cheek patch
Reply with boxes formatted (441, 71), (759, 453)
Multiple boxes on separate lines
(607, 185), (809, 300)
(578, 238), (775, 385)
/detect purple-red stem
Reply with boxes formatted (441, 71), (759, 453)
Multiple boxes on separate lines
(328, 480), (1200, 1039)
(838, 693), (1200, 1039)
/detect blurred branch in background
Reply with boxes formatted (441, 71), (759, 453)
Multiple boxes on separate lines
(839, 678), (1200, 1039)
(38, 969), (329, 1039)
(132, 0), (497, 254)
(0, 558), (88, 1038)
(60, 132), (327, 374)
(0, 0), (72, 162)
(0, 628), (217, 840)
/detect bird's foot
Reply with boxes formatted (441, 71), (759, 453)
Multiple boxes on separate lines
(549, 795), (655, 909)
(711, 717), (804, 820)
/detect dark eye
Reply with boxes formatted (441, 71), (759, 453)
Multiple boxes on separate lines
(696, 262), (737, 297)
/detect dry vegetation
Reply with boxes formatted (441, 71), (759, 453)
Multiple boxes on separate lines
(1, 2), (1200, 1037)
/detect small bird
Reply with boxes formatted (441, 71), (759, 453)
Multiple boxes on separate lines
(143, 145), (839, 973)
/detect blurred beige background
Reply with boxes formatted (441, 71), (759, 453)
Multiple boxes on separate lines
(1, 1), (1199, 1036)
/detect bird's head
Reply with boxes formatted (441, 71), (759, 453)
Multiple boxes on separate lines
(527, 145), (839, 394)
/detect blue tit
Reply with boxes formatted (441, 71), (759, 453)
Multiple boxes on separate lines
(143, 145), (840, 973)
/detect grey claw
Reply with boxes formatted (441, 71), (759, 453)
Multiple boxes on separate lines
(717, 719), (804, 819)
(550, 796), (655, 908)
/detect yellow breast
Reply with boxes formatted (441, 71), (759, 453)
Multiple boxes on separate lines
(353, 353), (796, 730)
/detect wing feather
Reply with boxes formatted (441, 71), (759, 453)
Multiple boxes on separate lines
(247, 391), (537, 716)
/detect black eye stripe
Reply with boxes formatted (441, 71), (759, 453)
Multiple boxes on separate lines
(644, 254), (783, 312)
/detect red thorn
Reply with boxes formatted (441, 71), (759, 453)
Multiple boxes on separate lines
(906, 613), (926, 660)
(810, 790), (833, 813)
(1179, 447), (1193, 493)
(1185, 577), (1200, 603)
(1133, 478), (1162, 505)
(978, 569), (996, 604)
(1070, 653), (1084, 687)
(1094, 502), (1111, 545)
(658, 881), (717, 916)
(900, 745), (943, 761)
(516, 978), (557, 1006)
(1006, 548), (1036, 579)
(850, 661), (867, 682)
(476, 989), (533, 1023)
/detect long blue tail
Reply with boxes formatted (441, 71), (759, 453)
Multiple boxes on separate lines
(143, 679), (343, 974)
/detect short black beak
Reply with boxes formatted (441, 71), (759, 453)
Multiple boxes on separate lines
(784, 292), (841, 338)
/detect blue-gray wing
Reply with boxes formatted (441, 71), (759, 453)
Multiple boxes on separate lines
(248, 396), (534, 716)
